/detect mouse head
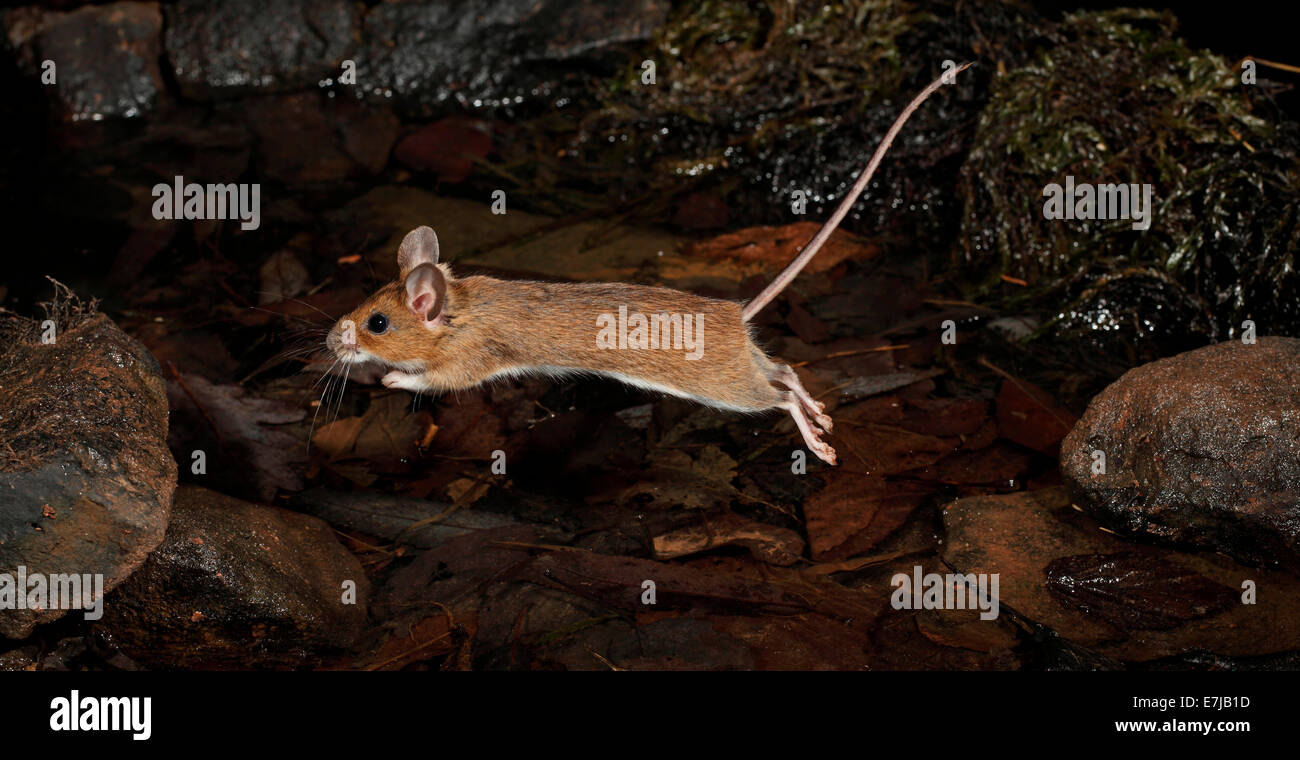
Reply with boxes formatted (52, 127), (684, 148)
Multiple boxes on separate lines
(327, 226), (451, 366)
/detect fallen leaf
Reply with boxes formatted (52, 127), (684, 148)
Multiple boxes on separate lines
(312, 393), (434, 462)
(802, 473), (933, 560)
(258, 248), (311, 305)
(685, 221), (876, 274)
(1045, 552), (1238, 631)
(361, 614), (461, 671)
(995, 377), (1077, 456)
(838, 369), (945, 402)
(653, 513), (805, 565)
(394, 117), (492, 183)
(166, 373), (306, 501)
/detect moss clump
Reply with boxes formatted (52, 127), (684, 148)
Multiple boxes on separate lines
(492, 0), (1041, 238)
(607, 0), (918, 124)
(956, 9), (1300, 364)
(0, 278), (99, 360)
(517, 0), (923, 219)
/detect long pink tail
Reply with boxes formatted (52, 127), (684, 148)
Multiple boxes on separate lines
(741, 62), (973, 322)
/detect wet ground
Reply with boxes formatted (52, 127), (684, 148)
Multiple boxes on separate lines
(2, 0), (1299, 670)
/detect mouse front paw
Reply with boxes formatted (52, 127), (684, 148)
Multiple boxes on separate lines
(381, 370), (426, 391)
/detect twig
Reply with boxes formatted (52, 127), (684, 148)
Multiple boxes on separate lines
(1238, 56), (1300, 75)
(789, 344), (908, 368)
(977, 356), (1075, 431)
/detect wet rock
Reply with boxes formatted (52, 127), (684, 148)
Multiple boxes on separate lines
(1045, 552), (1237, 631)
(942, 487), (1300, 662)
(957, 10), (1300, 361)
(0, 646), (36, 671)
(0, 308), (176, 639)
(1060, 337), (1300, 571)
(3, 1), (165, 120)
(241, 92), (399, 183)
(18, 635), (128, 671)
(163, 0), (360, 100)
(98, 485), (369, 668)
(353, 0), (670, 116)
(394, 117), (493, 183)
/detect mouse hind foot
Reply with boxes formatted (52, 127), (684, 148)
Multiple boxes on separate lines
(780, 391), (837, 466)
(771, 364), (832, 432)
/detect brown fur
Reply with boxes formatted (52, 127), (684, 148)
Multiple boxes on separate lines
(325, 68), (972, 466)
(327, 254), (834, 464)
(334, 269), (784, 409)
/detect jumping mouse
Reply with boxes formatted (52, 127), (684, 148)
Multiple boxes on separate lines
(327, 65), (971, 465)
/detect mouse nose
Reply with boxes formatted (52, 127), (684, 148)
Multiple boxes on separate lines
(326, 330), (348, 354)
(328, 320), (360, 356)
(339, 319), (358, 348)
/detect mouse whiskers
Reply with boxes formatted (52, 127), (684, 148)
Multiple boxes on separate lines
(306, 356), (343, 453)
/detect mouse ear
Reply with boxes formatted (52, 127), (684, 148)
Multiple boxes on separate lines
(397, 226), (440, 277)
(405, 262), (447, 325)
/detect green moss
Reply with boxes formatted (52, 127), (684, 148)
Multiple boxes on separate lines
(956, 9), (1300, 357)
(492, 0), (934, 223)
(608, 0), (918, 125)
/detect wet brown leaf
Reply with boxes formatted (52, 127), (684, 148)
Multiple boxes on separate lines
(258, 248), (312, 305)
(803, 473), (934, 560)
(166, 373), (306, 501)
(1045, 552), (1238, 631)
(995, 377), (1077, 456)
(394, 117), (493, 183)
(652, 513), (804, 566)
(685, 221), (877, 274)
(312, 393), (434, 462)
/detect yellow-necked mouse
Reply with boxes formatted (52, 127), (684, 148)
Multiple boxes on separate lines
(326, 65), (971, 465)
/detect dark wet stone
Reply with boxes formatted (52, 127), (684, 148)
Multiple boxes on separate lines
(1060, 337), (1300, 571)
(163, 0), (360, 100)
(0, 646), (36, 670)
(0, 311), (176, 639)
(1045, 552), (1237, 631)
(0, 635), (139, 671)
(942, 487), (1300, 663)
(3, 1), (165, 120)
(353, 0), (670, 116)
(393, 116), (493, 182)
(97, 485), (369, 668)
(240, 92), (399, 183)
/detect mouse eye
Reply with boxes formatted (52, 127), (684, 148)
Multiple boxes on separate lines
(366, 313), (389, 335)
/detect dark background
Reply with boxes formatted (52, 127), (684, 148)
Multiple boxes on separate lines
(1, 0), (1296, 313)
